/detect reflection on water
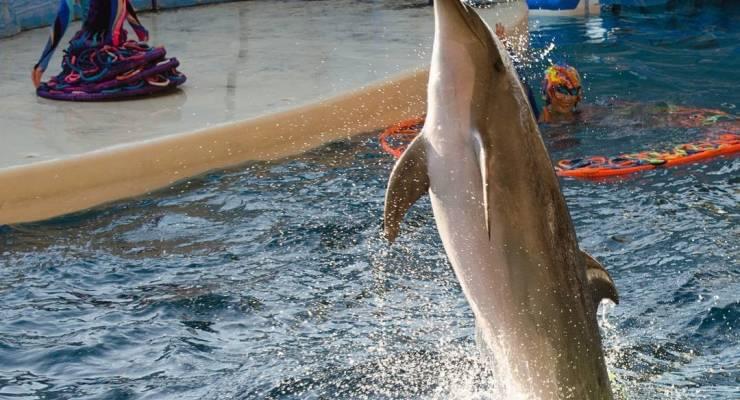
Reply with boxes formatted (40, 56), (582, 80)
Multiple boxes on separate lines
(1, 3), (739, 400)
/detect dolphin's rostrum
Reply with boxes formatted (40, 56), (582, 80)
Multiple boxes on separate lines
(383, 1), (619, 398)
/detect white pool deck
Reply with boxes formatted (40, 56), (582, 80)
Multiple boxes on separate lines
(0, 0), (528, 224)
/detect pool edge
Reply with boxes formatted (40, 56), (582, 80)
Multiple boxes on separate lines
(0, 68), (428, 225)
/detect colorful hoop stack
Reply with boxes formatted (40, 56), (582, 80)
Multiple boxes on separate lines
(33, 0), (185, 101)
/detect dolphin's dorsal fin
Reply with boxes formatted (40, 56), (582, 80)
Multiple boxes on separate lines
(383, 135), (429, 243)
(582, 250), (619, 309)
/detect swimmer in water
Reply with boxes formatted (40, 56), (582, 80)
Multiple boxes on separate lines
(494, 24), (734, 129)
(538, 63), (736, 131)
(495, 23), (581, 124)
(540, 64), (583, 123)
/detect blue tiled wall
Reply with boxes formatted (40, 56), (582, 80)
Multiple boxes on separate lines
(0, 0), (235, 38)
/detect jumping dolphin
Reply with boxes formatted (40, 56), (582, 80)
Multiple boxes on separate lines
(383, 1), (619, 398)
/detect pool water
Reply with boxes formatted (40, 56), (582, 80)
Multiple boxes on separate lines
(1, 3), (738, 400)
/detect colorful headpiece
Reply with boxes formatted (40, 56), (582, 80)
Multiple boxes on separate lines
(542, 64), (582, 105)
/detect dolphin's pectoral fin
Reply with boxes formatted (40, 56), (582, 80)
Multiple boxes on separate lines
(383, 135), (429, 243)
(582, 251), (619, 308)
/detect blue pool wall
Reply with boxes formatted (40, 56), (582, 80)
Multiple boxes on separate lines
(0, 0), (233, 38)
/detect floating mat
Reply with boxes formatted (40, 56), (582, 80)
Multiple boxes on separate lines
(555, 133), (740, 179)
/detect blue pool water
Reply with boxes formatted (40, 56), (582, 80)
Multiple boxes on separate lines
(1, 3), (738, 400)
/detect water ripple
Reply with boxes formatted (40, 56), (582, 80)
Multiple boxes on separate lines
(1, 3), (739, 399)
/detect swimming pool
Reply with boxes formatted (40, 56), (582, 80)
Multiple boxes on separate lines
(1, 3), (738, 399)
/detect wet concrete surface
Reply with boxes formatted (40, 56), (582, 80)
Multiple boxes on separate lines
(0, 0), (526, 169)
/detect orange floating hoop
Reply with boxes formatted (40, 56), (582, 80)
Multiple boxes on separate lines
(379, 115), (425, 159)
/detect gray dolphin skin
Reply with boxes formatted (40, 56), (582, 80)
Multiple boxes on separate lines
(383, 0), (619, 399)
